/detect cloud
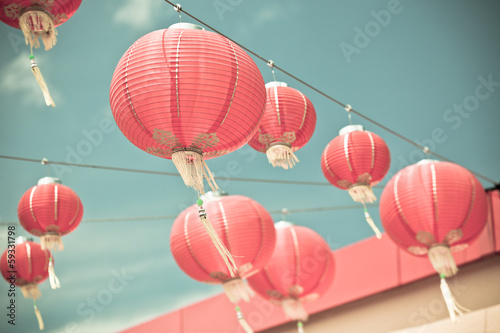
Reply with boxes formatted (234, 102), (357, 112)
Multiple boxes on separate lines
(0, 52), (62, 108)
(113, 0), (166, 29)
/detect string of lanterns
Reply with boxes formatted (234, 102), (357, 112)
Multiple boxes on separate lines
(0, 1), (496, 332)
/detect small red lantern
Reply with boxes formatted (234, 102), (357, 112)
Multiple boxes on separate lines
(380, 160), (488, 322)
(248, 81), (316, 169)
(110, 22), (266, 195)
(0, 0), (82, 106)
(17, 177), (83, 252)
(321, 124), (391, 237)
(170, 192), (276, 303)
(1, 239), (60, 330)
(247, 222), (335, 331)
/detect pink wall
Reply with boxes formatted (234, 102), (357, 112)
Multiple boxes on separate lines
(121, 190), (500, 333)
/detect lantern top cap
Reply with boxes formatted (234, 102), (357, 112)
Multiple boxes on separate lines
(416, 159), (440, 165)
(275, 221), (294, 228)
(339, 124), (364, 135)
(37, 176), (62, 185)
(201, 190), (228, 202)
(168, 22), (205, 31)
(265, 81), (288, 88)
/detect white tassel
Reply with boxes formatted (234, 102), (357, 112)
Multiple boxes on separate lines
(222, 278), (255, 303)
(297, 321), (304, 333)
(428, 245), (457, 278)
(440, 276), (470, 322)
(20, 283), (42, 299)
(48, 258), (60, 289)
(41, 233), (63, 252)
(172, 150), (219, 195)
(19, 10), (57, 51)
(34, 302), (44, 331)
(281, 299), (309, 322)
(266, 144), (299, 169)
(197, 200), (237, 277)
(348, 185), (376, 204)
(30, 56), (55, 107)
(235, 307), (254, 333)
(364, 208), (382, 239)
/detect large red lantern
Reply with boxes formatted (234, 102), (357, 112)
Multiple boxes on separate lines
(110, 22), (266, 195)
(1, 239), (60, 330)
(321, 124), (391, 238)
(248, 81), (316, 169)
(380, 160), (488, 322)
(247, 222), (335, 331)
(17, 177), (83, 252)
(0, 0), (82, 106)
(170, 192), (276, 302)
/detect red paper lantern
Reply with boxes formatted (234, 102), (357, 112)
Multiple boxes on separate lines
(110, 22), (266, 195)
(0, 0), (82, 106)
(170, 192), (276, 303)
(380, 160), (488, 321)
(18, 177), (83, 252)
(248, 81), (316, 169)
(247, 222), (335, 326)
(321, 124), (391, 237)
(1, 239), (60, 330)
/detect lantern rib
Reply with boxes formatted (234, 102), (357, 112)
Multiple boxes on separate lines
(367, 131), (375, 170)
(29, 186), (39, 225)
(54, 185), (58, 222)
(343, 134), (353, 172)
(458, 172), (477, 233)
(220, 39), (239, 125)
(124, 41), (146, 131)
(298, 91), (307, 130)
(289, 227), (300, 288)
(174, 30), (183, 118)
(249, 200), (266, 267)
(162, 0), (498, 185)
(274, 86), (281, 125)
(430, 163), (439, 238)
(218, 201), (232, 254)
(26, 243), (32, 275)
(68, 196), (80, 226)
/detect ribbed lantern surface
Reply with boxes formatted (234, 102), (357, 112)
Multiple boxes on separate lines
(321, 125), (390, 201)
(247, 222), (335, 322)
(1, 241), (51, 297)
(170, 193), (276, 303)
(17, 177), (83, 251)
(380, 160), (487, 257)
(248, 82), (316, 169)
(110, 23), (266, 194)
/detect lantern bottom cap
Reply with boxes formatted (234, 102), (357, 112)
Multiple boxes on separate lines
(222, 277), (255, 303)
(41, 234), (64, 252)
(428, 244), (458, 277)
(348, 184), (376, 204)
(266, 144), (299, 170)
(19, 8), (57, 51)
(281, 298), (309, 322)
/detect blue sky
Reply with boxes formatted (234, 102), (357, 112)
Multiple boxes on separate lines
(0, 0), (499, 332)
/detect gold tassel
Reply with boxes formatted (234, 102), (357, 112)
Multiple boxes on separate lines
(197, 199), (237, 277)
(235, 307), (254, 333)
(34, 302), (44, 331)
(19, 10), (57, 51)
(30, 55), (55, 107)
(440, 275), (469, 323)
(364, 205), (382, 239)
(48, 258), (60, 289)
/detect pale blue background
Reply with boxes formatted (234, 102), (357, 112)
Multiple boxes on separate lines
(0, 0), (499, 332)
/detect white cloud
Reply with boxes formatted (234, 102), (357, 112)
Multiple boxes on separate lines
(0, 52), (62, 108)
(113, 0), (165, 29)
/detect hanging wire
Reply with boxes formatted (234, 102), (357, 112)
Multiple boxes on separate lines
(163, 1), (498, 186)
(0, 203), (379, 226)
(0, 155), (386, 188)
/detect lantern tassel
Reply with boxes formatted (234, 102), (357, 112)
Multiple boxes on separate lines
(348, 185), (376, 204)
(19, 10), (57, 51)
(20, 283), (41, 299)
(172, 150), (219, 195)
(440, 276), (470, 323)
(41, 234), (63, 252)
(297, 321), (304, 333)
(48, 258), (60, 289)
(235, 307), (254, 333)
(281, 299), (309, 322)
(223, 278), (255, 303)
(266, 144), (299, 170)
(428, 245), (457, 277)
(33, 302), (44, 331)
(30, 56), (55, 107)
(197, 200), (238, 277)
(364, 207), (382, 239)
